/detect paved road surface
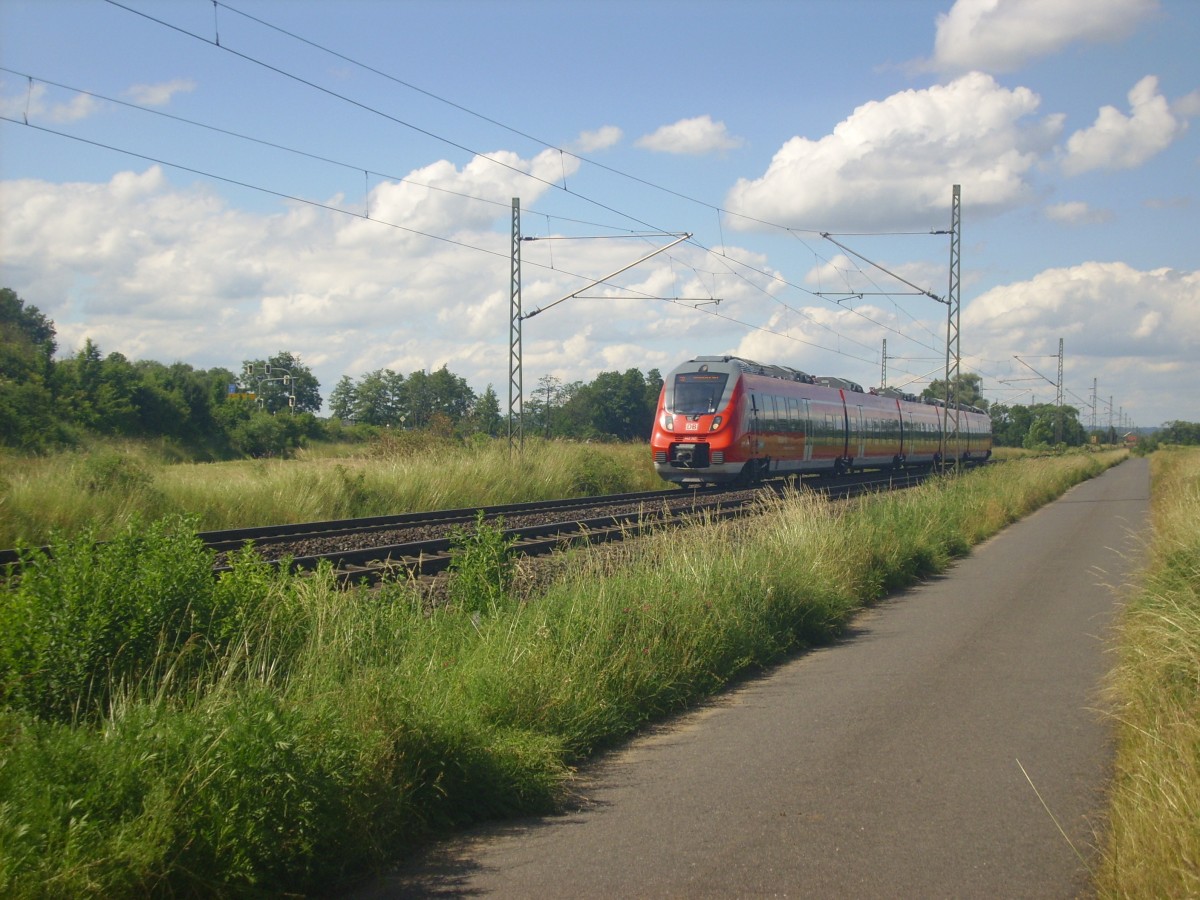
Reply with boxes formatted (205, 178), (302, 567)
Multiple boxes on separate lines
(366, 458), (1149, 898)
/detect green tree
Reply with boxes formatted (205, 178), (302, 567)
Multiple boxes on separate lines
(1018, 403), (1085, 449)
(241, 351), (322, 414)
(223, 407), (309, 457)
(353, 369), (405, 426)
(132, 361), (236, 450)
(131, 360), (192, 439)
(327, 375), (357, 422)
(645, 367), (664, 412)
(0, 288), (59, 448)
(922, 372), (987, 409)
(471, 384), (503, 436)
(528, 374), (563, 437)
(94, 351), (141, 435)
(0, 287), (56, 366)
(990, 402), (1085, 448)
(551, 380), (589, 437)
(561, 368), (654, 440)
(1138, 420), (1200, 451)
(989, 404), (1031, 447)
(1160, 421), (1200, 445)
(426, 365), (475, 424)
(400, 366), (474, 429)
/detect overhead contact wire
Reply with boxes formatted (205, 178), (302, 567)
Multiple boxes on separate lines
(88, 1), (951, 367)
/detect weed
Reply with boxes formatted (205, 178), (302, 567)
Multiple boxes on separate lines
(75, 451), (154, 495)
(447, 512), (516, 614)
(0, 450), (1134, 895)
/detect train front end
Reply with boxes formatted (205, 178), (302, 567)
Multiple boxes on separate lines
(651, 357), (746, 485)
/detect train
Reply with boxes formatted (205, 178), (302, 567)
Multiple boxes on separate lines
(651, 355), (992, 486)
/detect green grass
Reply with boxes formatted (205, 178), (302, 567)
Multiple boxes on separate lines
(1097, 447), (1200, 898)
(0, 451), (1129, 895)
(0, 437), (661, 547)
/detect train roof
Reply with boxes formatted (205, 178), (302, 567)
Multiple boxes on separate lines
(815, 376), (865, 394)
(875, 386), (921, 403)
(688, 356), (817, 384)
(682, 356), (988, 414)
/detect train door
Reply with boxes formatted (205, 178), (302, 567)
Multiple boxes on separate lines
(746, 392), (761, 456)
(802, 399), (813, 461)
(767, 395), (779, 470)
(853, 405), (865, 459)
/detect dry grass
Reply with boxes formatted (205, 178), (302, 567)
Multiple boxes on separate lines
(1097, 447), (1200, 898)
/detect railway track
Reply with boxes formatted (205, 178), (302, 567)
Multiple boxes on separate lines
(1, 469), (936, 587)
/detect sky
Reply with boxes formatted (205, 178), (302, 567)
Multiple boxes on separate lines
(1, 0), (1197, 430)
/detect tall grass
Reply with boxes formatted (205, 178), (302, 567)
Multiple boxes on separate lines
(1098, 447), (1200, 898)
(0, 437), (659, 547)
(0, 451), (1127, 895)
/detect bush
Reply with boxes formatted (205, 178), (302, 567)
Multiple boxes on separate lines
(0, 516), (297, 723)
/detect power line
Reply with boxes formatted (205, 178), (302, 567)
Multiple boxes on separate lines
(106, 0), (957, 348)
(102, 0), (683, 245)
(3, 112), (890, 372)
(19, 1), (963, 377)
(0, 114), (509, 257)
(0, 65), (668, 240)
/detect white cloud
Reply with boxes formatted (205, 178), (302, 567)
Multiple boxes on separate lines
(804, 254), (857, 290)
(1044, 201), (1113, 224)
(635, 115), (744, 155)
(1172, 89), (1200, 118)
(48, 92), (100, 123)
(0, 82), (99, 123)
(125, 79), (196, 107)
(0, 159), (726, 405)
(339, 146), (574, 244)
(725, 72), (1060, 232)
(1143, 196), (1191, 210)
(927, 0), (1158, 74)
(1062, 75), (1185, 175)
(574, 125), (622, 153)
(964, 262), (1200, 420)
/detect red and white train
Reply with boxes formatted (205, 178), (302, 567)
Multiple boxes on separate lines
(651, 356), (992, 486)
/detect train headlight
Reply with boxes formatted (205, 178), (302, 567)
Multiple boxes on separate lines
(661, 412), (674, 431)
(710, 416), (722, 431)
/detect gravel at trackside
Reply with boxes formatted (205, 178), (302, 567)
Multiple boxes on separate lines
(237, 487), (770, 564)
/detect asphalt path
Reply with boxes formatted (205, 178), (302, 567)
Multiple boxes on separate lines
(365, 458), (1149, 898)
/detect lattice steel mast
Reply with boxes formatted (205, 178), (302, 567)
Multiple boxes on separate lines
(1055, 338), (1065, 445)
(942, 184), (962, 464)
(508, 198), (523, 451)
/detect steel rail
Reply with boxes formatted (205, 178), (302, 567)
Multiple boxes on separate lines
(1, 464), (967, 578)
(227, 490), (763, 587)
(195, 488), (691, 553)
(230, 470), (938, 587)
(0, 487), (691, 568)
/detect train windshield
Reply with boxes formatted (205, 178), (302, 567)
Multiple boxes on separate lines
(672, 372), (729, 414)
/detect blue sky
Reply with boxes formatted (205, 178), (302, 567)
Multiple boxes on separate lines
(2, 0), (1197, 429)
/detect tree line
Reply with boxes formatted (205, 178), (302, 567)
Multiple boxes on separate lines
(1, 288), (665, 455)
(6, 288), (1196, 455)
(923, 372), (1200, 449)
(326, 367), (663, 442)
